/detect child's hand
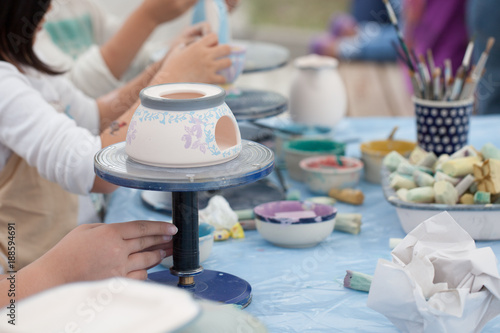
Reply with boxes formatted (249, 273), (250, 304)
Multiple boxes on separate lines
(31, 221), (177, 285)
(170, 22), (212, 50)
(155, 33), (231, 84)
(141, 0), (198, 25)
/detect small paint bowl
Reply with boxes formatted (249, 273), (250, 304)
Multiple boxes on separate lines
(161, 223), (215, 268)
(254, 201), (337, 248)
(218, 44), (247, 84)
(299, 155), (363, 195)
(284, 138), (346, 181)
(360, 140), (416, 184)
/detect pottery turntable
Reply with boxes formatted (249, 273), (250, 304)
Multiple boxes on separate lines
(94, 55), (288, 306)
(94, 140), (273, 307)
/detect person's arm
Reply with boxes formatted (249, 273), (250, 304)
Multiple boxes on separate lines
(0, 220), (177, 307)
(100, 0), (197, 80)
(337, 23), (398, 62)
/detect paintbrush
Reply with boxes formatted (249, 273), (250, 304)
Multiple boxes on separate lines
(382, 0), (415, 72)
(427, 49), (436, 74)
(462, 39), (475, 70)
(391, 41), (423, 98)
(460, 37), (496, 100)
(410, 50), (428, 99)
(427, 49), (436, 97)
(418, 54), (432, 99)
(433, 67), (442, 100)
(443, 59), (453, 100)
(391, 40), (411, 67)
(449, 39), (475, 100)
(459, 67), (475, 100)
(444, 59), (452, 91)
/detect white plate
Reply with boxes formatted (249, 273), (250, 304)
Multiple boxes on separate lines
(382, 167), (500, 240)
(0, 278), (200, 333)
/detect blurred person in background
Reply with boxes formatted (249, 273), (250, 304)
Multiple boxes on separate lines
(309, 0), (401, 62)
(467, 0), (500, 114)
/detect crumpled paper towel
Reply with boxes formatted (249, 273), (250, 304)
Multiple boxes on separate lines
(199, 195), (244, 239)
(367, 211), (500, 333)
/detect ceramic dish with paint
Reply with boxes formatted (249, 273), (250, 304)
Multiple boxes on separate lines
(284, 138), (346, 181)
(381, 167), (500, 240)
(361, 139), (416, 184)
(219, 44), (247, 86)
(126, 83), (241, 168)
(161, 223), (215, 268)
(299, 155), (363, 195)
(273, 123), (332, 167)
(254, 201), (337, 248)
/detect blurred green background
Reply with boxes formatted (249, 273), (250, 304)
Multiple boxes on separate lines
(248, 0), (350, 30)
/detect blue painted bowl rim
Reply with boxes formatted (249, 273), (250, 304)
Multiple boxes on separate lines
(199, 223), (215, 240)
(140, 83), (225, 111)
(254, 201), (337, 224)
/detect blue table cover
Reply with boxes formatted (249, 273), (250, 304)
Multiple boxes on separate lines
(105, 116), (500, 332)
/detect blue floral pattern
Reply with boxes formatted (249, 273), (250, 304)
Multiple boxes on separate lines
(128, 105), (238, 158)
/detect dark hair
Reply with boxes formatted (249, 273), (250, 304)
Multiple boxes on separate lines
(0, 0), (61, 75)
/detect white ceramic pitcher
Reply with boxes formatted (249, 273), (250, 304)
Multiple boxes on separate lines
(289, 54), (347, 128)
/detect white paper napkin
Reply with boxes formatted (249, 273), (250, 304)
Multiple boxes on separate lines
(199, 195), (238, 230)
(367, 212), (500, 333)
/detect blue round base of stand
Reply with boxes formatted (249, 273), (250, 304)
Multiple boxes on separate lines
(149, 269), (252, 308)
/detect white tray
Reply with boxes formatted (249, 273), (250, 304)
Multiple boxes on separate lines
(381, 167), (500, 240)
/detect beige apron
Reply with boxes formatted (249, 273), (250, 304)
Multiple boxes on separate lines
(0, 154), (78, 271)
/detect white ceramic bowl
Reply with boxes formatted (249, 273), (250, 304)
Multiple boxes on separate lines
(254, 201), (337, 248)
(381, 167), (500, 240)
(126, 83), (241, 168)
(299, 155), (363, 195)
(161, 223), (215, 268)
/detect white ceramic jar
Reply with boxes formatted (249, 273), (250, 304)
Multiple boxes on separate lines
(289, 54), (347, 128)
(126, 83), (241, 168)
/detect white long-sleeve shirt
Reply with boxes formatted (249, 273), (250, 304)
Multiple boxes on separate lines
(34, 0), (153, 98)
(0, 62), (101, 205)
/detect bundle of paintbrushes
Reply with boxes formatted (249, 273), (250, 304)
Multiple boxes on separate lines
(382, 0), (495, 101)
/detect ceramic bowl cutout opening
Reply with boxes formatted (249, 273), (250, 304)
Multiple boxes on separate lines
(215, 115), (239, 150)
(161, 91), (206, 99)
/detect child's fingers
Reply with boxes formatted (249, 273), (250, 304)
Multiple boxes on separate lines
(127, 235), (172, 253)
(116, 221), (177, 240)
(214, 58), (232, 71)
(189, 22), (211, 36)
(127, 249), (165, 272)
(212, 44), (232, 59)
(198, 33), (219, 47)
(126, 270), (148, 280)
(141, 241), (174, 253)
(211, 74), (227, 85)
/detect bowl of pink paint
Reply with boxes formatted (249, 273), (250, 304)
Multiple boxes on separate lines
(254, 201), (337, 248)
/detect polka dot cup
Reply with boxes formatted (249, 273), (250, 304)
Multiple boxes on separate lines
(413, 97), (474, 156)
